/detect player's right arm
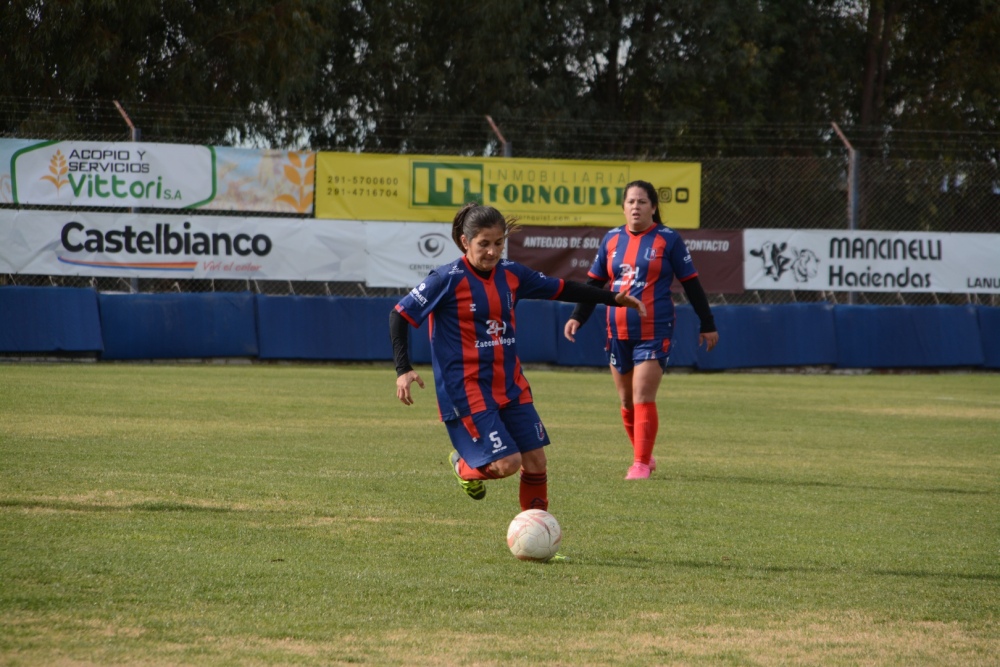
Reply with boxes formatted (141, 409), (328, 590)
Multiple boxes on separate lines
(564, 277), (609, 341)
(389, 307), (424, 405)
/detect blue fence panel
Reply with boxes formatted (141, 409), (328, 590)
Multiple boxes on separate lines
(834, 305), (984, 368)
(698, 303), (838, 370)
(99, 292), (257, 360)
(514, 300), (559, 363)
(554, 303), (608, 367)
(6, 287), (993, 370)
(0, 286), (103, 353)
(257, 295), (395, 360)
(670, 305), (701, 368)
(977, 306), (1000, 369)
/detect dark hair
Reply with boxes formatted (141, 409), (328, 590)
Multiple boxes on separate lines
(622, 180), (662, 224)
(451, 202), (519, 251)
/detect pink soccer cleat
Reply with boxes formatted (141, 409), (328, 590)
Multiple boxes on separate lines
(625, 462), (651, 480)
(649, 456), (657, 472)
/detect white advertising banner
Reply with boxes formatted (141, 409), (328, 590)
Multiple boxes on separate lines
(9, 140), (216, 208)
(2, 139), (316, 214)
(744, 229), (1000, 293)
(365, 221), (463, 287)
(0, 209), (365, 281)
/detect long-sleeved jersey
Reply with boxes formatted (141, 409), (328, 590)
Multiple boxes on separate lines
(395, 256), (565, 421)
(587, 222), (698, 340)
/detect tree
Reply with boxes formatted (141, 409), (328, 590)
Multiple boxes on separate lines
(1, 0), (996, 159)
(0, 0), (338, 144)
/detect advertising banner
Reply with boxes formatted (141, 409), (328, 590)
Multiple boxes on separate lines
(9, 140), (215, 208)
(201, 147), (315, 214)
(508, 227), (744, 292)
(316, 152), (701, 228)
(744, 229), (1000, 293)
(365, 222), (462, 288)
(0, 209), (364, 281)
(2, 139), (315, 214)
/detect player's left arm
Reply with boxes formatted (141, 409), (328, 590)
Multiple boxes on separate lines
(671, 235), (718, 351)
(678, 275), (718, 351)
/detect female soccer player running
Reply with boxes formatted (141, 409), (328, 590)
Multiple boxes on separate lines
(563, 180), (719, 480)
(390, 202), (645, 516)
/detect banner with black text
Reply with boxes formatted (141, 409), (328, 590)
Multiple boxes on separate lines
(0, 209), (362, 281)
(744, 230), (1000, 293)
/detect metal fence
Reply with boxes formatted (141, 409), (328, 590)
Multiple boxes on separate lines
(3, 126), (998, 307)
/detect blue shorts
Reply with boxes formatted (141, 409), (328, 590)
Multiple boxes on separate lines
(444, 402), (550, 469)
(606, 337), (672, 374)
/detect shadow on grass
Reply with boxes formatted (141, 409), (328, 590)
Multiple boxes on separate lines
(576, 556), (999, 582)
(0, 498), (235, 513)
(669, 558), (1000, 582)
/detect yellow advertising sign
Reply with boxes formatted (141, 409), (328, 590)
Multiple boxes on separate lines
(316, 152), (701, 228)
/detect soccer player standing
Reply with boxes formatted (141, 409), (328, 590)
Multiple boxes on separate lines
(563, 180), (719, 480)
(390, 202), (645, 515)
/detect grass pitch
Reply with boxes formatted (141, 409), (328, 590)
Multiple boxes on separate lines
(0, 363), (997, 666)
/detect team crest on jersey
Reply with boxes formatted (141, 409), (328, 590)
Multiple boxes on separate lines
(644, 247), (657, 260)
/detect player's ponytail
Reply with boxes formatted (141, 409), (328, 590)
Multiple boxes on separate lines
(452, 202), (520, 252)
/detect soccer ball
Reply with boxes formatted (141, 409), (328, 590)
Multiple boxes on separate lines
(506, 509), (562, 561)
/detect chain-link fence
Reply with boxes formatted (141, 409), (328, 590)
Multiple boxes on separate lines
(3, 114), (998, 307)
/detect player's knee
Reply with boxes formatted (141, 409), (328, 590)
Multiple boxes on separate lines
(492, 452), (522, 477)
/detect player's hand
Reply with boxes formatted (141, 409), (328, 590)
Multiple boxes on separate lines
(699, 331), (719, 352)
(396, 370), (425, 405)
(563, 319), (581, 342)
(614, 292), (647, 317)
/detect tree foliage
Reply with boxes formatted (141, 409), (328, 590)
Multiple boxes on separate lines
(1, 0), (997, 158)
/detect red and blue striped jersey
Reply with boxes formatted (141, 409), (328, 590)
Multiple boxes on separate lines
(395, 256), (565, 421)
(587, 223), (697, 340)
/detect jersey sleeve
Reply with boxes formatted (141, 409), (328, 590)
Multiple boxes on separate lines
(394, 268), (449, 327)
(507, 261), (565, 301)
(669, 233), (698, 282)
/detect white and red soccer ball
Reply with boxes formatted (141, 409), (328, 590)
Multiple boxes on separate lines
(507, 509), (562, 561)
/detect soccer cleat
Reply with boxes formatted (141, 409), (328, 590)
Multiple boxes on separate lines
(450, 451), (486, 500)
(649, 455), (657, 472)
(547, 552), (569, 563)
(625, 462), (651, 480)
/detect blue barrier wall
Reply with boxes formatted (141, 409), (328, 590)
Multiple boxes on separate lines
(976, 306), (1000, 369)
(98, 292), (258, 360)
(2, 287), (996, 370)
(0, 286), (103, 353)
(257, 295), (396, 360)
(700, 303), (838, 370)
(834, 305), (984, 368)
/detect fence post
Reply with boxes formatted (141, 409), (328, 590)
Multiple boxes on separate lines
(114, 101), (141, 294)
(832, 122), (858, 304)
(485, 115), (512, 157)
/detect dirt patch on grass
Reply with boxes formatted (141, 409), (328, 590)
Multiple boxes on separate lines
(3, 612), (996, 666)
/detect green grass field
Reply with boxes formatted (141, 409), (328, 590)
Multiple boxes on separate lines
(1, 363), (997, 666)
